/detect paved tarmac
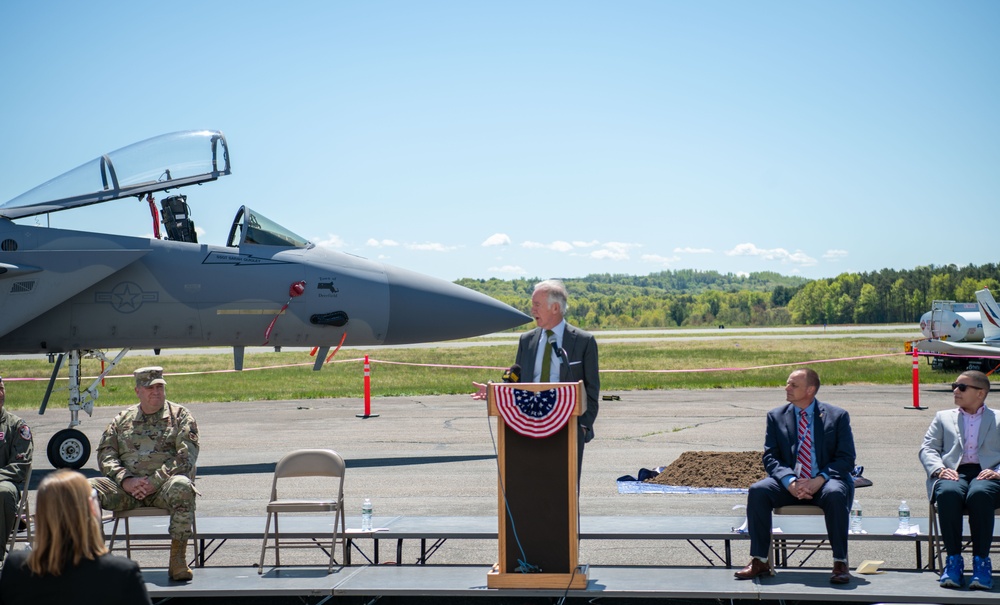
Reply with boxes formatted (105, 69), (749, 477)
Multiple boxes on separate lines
(24, 380), (959, 572)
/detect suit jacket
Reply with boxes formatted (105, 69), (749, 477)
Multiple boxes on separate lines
(0, 550), (151, 605)
(919, 405), (1000, 500)
(763, 399), (856, 486)
(514, 323), (599, 441)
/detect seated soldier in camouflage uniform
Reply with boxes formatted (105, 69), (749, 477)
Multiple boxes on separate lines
(90, 367), (199, 581)
(0, 375), (33, 557)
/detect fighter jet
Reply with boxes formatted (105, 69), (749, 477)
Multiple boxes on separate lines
(0, 130), (530, 468)
(915, 288), (1000, 373)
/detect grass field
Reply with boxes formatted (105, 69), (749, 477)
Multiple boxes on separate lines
(0, 331), (962, 410)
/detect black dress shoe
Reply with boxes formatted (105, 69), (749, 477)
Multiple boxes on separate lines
(831, 561), (851, 584)
(734, 558), (773, 579)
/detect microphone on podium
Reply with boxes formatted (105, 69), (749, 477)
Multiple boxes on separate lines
(547, 332), (567, 362)
(502, 363), (521, 383)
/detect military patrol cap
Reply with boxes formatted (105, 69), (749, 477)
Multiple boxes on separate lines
(134, 366), (166, 387)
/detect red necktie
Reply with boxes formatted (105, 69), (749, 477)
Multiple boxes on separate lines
(796, 409), (812, 479)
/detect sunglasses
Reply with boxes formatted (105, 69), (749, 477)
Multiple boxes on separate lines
(951, 383), (984, 392)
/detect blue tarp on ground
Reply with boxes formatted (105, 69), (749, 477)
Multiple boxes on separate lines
(616, 467), (748, 494)
(615, 464), (871, 494)
(617, 481), (748, 495)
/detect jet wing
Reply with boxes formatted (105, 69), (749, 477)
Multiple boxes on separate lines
(0, 249), (150, 338)
(0, 130), (230, 220)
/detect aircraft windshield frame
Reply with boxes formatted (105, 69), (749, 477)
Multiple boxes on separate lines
(229, 206), (312, 248)
(0, 130), (230, 220)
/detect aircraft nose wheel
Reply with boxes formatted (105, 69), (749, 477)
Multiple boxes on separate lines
(47, 428), (91, 469)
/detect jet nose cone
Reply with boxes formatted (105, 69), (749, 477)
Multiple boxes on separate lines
(382, 266), (530, 344)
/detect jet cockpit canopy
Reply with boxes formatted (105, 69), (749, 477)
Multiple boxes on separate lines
(0, 130), (230, 220)
(227, 206), (312, 248)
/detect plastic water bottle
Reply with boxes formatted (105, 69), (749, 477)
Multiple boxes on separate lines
(850, 499), (863, 533)
(898, 500), (910, 532)
(361, 497), (373, 532)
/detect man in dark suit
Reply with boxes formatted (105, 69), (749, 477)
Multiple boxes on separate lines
(734, 368), (856, 584)
(475, 279), (599, 470)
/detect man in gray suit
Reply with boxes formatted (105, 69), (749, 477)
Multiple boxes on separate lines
(920, 370), (1000, 591)
(474, 279), (599, 471)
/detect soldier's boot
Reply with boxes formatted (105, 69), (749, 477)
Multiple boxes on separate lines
(169, 539), (193, 581)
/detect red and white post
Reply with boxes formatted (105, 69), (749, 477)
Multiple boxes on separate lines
(907, 348), (927, 410)
(357, 354), (379, 418)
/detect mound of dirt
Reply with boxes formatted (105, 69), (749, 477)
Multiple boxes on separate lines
(646, 451), (766, 489)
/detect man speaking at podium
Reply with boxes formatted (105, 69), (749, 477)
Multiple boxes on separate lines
(476, 279), (600, 472)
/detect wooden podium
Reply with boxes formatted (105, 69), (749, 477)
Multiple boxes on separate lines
(486, 381), (588, 590)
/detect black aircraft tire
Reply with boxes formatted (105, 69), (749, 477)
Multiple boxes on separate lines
(47, 429), (91, 469)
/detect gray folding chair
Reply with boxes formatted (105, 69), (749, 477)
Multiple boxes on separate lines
(771, 504), (828, 568)
(258, 449), (346, 574)
(109, 506), (200, 563)
(107, 466), (199, 565)
(2, 464), (33, 561)
(928, 499), (1000, 571)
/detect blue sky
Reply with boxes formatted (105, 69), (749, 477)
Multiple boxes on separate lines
(1, 1), (997, 283)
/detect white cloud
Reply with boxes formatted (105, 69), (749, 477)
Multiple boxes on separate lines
(366, 238), (400, 247)
(674, 246), (712, 254)
(725, 243), (817, 266)
(823, 249), (848, 260)
(488, 264), (526, 275)
(521, 240), (574, 252)
(736, 271), (750, 278)
(406, 242), (460, 252)
(642, 253), (681, 267)
(590, 249), (621, 260)
(588, 241), (639, 261)
(314, 234), (347, 249)
(786, 251), (816, 265)
(482, 233), (511, 247)
(365, 238), (462, 252)
(520, 239), (639, 260)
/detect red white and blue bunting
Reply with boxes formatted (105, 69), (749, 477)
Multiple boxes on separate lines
(494, 384), (578, 438)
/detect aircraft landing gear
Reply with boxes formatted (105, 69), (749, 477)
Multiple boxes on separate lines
(38, 348), (130, 469)
(47, 428), (91, 469)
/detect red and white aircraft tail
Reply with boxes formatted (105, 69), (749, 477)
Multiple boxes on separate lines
(914, 288), (1000, 373)
(976, 288), (1000, 346)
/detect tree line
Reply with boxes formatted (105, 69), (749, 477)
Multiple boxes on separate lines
(456, 264), (1000, 329)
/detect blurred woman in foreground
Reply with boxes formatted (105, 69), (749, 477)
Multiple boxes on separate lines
(0, 469), (151, 604)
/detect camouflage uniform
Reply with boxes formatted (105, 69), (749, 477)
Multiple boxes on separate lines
(90, 400), (199, 540)
(0, 408), (32, 553)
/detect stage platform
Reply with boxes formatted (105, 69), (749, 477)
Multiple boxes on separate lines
(141, 564), (998, 603)
(107, 514), (934, 570)
(380, 514), (930, 568)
